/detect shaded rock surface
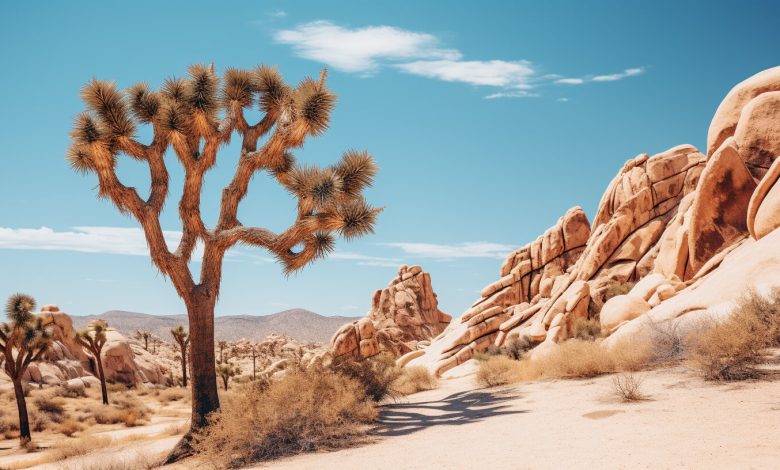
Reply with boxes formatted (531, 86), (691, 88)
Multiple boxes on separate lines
(407, 66), (780, 376)
(330, 265), (452, 360)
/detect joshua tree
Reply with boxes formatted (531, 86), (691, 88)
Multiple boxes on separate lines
(67, 63), (380, 450)
(134, 329), (151, 351)
(216, 361), (241, 391)
(75, 320), (110, 405)
(171, 326), (190, 387)
(0, 294), (53, 443)
(217, 340), (228, 363)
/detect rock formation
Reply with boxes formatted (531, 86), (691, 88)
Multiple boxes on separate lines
(406, 66), (780, 376)
(330, 265), (452, 360)
(20, 305), (169, 387)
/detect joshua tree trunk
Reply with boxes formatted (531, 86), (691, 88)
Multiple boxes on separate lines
(180, 346), (188, 388)
(252, 354), (256, 380)
(187, 292), (219, 428)
(12, 379), (30, 443)
(96, 356), (108, 405)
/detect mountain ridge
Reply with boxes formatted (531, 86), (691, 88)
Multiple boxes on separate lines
(70, 308), (360, 343)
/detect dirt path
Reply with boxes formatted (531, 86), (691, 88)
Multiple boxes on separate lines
(254, 365), (780, 469)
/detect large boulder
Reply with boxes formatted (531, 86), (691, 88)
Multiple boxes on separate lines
(748, 156), (780, 239)
(733, 90), (780, 177)
(707, 66), (780, 158)
(330, 265), (451, 359)
(688, 139), (756, 272)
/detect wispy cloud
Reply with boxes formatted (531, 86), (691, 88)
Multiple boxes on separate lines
(383, 242), (514, 260)
(268, 10), (287, 18)
(396, 59), (535, 89)
(556, 67), (644, 85)
(274, 21), (646, 100)
(0, 226), (176, 256)
(330, 251), (402, 268)
(273, 21), (460, 74)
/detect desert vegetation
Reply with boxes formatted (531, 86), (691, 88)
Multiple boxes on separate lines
(170, 326), (190, 387)
(67, 63), (381, 462)
(75, 320), (110, 405)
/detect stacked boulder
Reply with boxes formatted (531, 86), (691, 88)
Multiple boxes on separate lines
(406, 66), (780, 376)
(330, 265), (452, 360)
(20, 305), (168, 387)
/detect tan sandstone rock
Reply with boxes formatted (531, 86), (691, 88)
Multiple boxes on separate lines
(748, 152), (780, 240)
(733, 90), (780, 176)
(599, 294), (651, 334)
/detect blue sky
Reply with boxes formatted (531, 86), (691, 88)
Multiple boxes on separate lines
(1, 1), (778, 318)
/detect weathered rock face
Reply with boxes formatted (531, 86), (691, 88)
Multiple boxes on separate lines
(407, 66), (780, 377)
(21, 305), (168, 387)
(330, 265), (451, 360)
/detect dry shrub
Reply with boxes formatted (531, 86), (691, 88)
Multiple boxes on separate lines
(690, 290), (780, 381)
(51, 435), (112, 460)
(54, 384), (87, 399)
(331, 353), (401, 401)
(612, 373), (647, 402)
(570, 316), (603, 341)
(58, 418), (84, 437)
(34, 396), (66, 423)
(156, 387), (188, 403)
(474, 336), (533, 361)
(192, 365), (377, 468)
(476, 356), (522, 387)
(90, 396), (149, 427)
(392, 366), (438, 395)
(646, 319), (687, 364)
(57, 451), (158, 470)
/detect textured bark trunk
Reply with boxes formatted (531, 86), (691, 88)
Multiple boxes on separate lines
(252, 355), (256, 380)
(96, 357), (109, 405)
(13, 380), (30, 443)
(180, 348), (188, 387)
(188, 293), (219, 428)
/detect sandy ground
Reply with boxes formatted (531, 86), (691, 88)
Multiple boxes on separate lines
(255, 363), (780, 470)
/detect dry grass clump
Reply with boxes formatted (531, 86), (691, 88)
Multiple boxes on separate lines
(476, 356), (523, 387)
(57, 452), (158, 470)
(58, 418), (84, 437)
(474, 336), (534, 361)
(392, 366), (438, 395)
(570, 316), (603, 341)
(33, 396), (66, 423)
(88, 395), (149, 427)
(53, 384), (88, 398)
(331, 353), (401, 401)
(155, 387), (188, 403)
(192, 365), (377, 468)
(612, 373), (647, 402)
(690, 290), (780, 381)
(50, 434), (112, 460)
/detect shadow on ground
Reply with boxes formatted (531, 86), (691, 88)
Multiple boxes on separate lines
(373, 387), (526, 437)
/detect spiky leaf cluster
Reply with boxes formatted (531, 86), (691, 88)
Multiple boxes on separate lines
(0, 294), (53, 380)
(75, 319), (108, 355)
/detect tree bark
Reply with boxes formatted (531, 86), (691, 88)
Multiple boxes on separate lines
(187, 292), (219, 428)
(96, 356), (108, 405)
(13, 380), (30, 443)
(180, 346), (188, 387)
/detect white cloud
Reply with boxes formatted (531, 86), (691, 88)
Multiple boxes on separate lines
(557, 97), (570, 102)
(396, 59), (535, 89)
(556, 78), (585, 85)
(556, 67), (644, 85)
(268, 10), (287, 18)
(383, 242), (515, 260)
(484, 91), (539, 99)
(273, 21), (460, 74)
(592, 67), (644, 82)
(0, 226), (175, 256)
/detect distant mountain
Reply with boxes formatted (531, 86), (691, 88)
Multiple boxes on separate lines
(71, 309), (360, 343)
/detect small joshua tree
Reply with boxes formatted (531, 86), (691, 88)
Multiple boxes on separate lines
(75, 320), (110, 405)
(216, 361), (241, 391)
(217, 340), (230, 363)
(171, 326), (190, 387)
(134, 329), (151, 351)
(0, 294), (53, 443)
(67, 64), (380, 452)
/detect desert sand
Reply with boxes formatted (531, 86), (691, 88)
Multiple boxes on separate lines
(259, 361), (780, 470)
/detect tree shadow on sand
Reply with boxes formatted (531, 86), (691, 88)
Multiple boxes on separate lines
(373, 388), (527, 437)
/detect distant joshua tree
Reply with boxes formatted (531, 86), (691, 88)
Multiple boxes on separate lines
(0, 294), (53, 443)
(67, 63), (380, 459)
(217, 340), (228, 363)
(171, 326), (190, 387)
(134, 329), (152, 351)
(75, 320), (110, 405)
(216, 361), (241, 391)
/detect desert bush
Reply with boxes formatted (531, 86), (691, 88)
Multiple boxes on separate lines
(192, 365), (377, 468)
(646, 319), (688, 364)
(156, 387), (188, 403)
(392, 366), (438, 395)
(612, 373), (647, 402)
(54, 384), (87, 398)
(58, 451), (158, 470)
(570, 316), (603, 341)
(690, 289), (780, 381)
(476, 356), (522, 387)
(331, 353), (401, 401)
(474, 336), (533, 361)
(50, 435), (112, 460)
(90, 396), (149, 427)
(604, 282), (636, 301)
(33, 396), (66, 423)
(58, 418), (84, 437)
